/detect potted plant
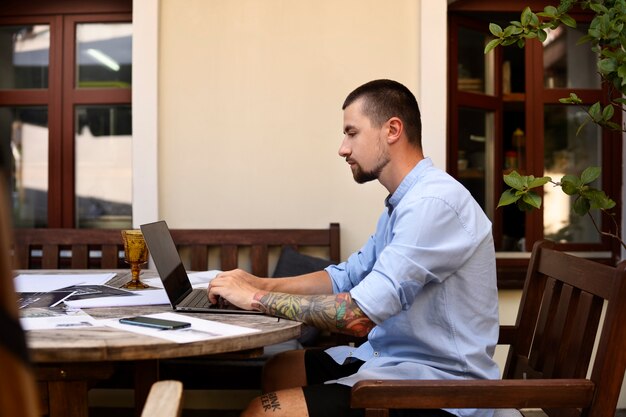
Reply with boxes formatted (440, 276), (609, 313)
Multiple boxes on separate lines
(484, 0), (626, 252)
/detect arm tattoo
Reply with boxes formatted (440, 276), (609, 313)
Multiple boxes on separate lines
(252, 291), (374, 337)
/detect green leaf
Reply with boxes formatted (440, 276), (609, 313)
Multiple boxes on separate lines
(561, 175), (581, 195)
(580, 166), (601, 184)
(522, 191), (542, 209)
(589, 3), (609, 14)
(602, 104), (615, 121)
(614, 97), (626, 105)
(588, 101), (602, 122)
(559, 92), (582, 104)
(515, 199), (531, 211)
(484, 38), (503, 54)
(503, 171), (525, 190)
(489, 23), (503, 36)
(560, 13), (577, 28)
(497, 189), (521, 208)
(516, 38), (526, 48)
(521, 7), (532, 26)
(528, 176), (551, 188)
(577, 34), (593, 45)
(543, 5), (558, 17)
(538, 29), (548, 42)
(598, 58), (618, 73)
(585, 189), (616, 210)
(573, 196), (591, 216)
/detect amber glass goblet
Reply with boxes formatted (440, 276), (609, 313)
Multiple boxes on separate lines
(121, 230), (150, 289)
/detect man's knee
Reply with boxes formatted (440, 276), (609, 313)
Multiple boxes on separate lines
(262, 349), (307, 393)
(242, 388), (308, 417)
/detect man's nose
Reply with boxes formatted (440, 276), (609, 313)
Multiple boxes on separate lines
(338, 139), (350, 157)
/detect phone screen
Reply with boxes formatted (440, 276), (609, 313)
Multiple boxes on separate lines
(119, 316), (191, 330)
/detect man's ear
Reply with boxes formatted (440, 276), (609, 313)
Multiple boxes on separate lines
(386, 117), (403, 144)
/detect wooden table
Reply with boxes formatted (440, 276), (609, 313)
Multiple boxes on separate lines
(20, 270), (301, 417)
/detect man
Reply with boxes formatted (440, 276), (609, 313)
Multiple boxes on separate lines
(208, 79), (500, 417)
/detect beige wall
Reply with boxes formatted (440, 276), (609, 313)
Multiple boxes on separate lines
(157, 0), (429, 258)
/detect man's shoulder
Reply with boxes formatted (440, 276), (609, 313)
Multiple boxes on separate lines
(415, 165), (470, 197)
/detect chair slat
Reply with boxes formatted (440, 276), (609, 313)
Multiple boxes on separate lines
(220, 245), (238, 271)
(250, 245), (268, 276)
(101, 244), (121, 269)
(529, 277), (559, 371)
(41, 244), (60, 269)
(70, 244), (89, 269)
(541, 283), (575, 377)
(189, 245), (208, 271)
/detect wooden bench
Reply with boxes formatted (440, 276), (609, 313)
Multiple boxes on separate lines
(351, 240), (626, 417)
(11, 223), (340, 272)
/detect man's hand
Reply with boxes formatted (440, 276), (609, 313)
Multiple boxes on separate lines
(207, 270), (263, 310)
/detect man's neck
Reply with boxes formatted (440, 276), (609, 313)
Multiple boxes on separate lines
(379, 152), (424, 194)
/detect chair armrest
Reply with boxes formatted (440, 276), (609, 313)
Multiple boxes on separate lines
(141, 380), (183, 417)
(350, 379), (595, 410)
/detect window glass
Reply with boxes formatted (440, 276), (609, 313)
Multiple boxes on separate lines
(543, 105), (602, 243)
(0, 106), (48, 227)
(457, 107), (495, 220)
(543, 25), (600, 89)
(0, 25), (49, 89)
(457, 27), (495, 95)
(75, 105), (132, 228)
(76, 23), (132, 88)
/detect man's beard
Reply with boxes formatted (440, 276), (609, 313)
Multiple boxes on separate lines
(351, 154), (390, 184)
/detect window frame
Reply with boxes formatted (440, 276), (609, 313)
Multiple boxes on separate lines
(0, 0), (132, 228)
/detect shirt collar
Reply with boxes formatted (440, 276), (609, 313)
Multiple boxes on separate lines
(385, 157), (432, 214)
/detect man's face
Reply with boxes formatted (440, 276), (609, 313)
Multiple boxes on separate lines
(339, 98), (390, 184)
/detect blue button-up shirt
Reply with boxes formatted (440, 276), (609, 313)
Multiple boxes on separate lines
(325, 158), (499, 417)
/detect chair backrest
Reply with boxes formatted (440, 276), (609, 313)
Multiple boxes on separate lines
(169, 223), (340, 274)
(503, 240), (626, 417)
(0, 179), (40, 417)
(12, 228), (126, 269)
(12, 223), (340, 275)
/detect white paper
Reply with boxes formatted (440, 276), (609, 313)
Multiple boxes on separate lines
(20, 309), (102, 330)
(104, 311), (259, 343)
(142, 270), (220, 289)
(63, 289), (171, 308)
(14, 273), (116, 293)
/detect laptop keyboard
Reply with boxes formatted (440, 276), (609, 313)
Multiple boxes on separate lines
(180, 289), (213, 308)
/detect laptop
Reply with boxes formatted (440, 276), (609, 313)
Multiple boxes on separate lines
(140, 220), (263, 314)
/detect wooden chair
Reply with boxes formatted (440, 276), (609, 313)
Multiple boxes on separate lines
(0, 179), (40, 416)
(351, 240), (626, 417)
(140, 380), (183, 417)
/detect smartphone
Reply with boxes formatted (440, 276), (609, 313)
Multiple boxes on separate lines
(119, 316), (191, 330)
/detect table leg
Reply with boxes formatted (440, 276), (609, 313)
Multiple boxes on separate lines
(47, 380), (89, 417)
(133, 359), (159, 417)
(36, 363), (116, 417)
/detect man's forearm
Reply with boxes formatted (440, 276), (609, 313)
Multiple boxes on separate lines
(252, 291), (374, 337)
(263, 270), (334, 294)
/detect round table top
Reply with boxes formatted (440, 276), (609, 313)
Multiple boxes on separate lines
(26, 304), (302, 363)
(17, 269), (301, 363)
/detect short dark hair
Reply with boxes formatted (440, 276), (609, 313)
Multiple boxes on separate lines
(342, 79), (422, 148)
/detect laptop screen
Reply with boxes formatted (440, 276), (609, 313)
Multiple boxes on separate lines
(140, 221), (193, 306)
